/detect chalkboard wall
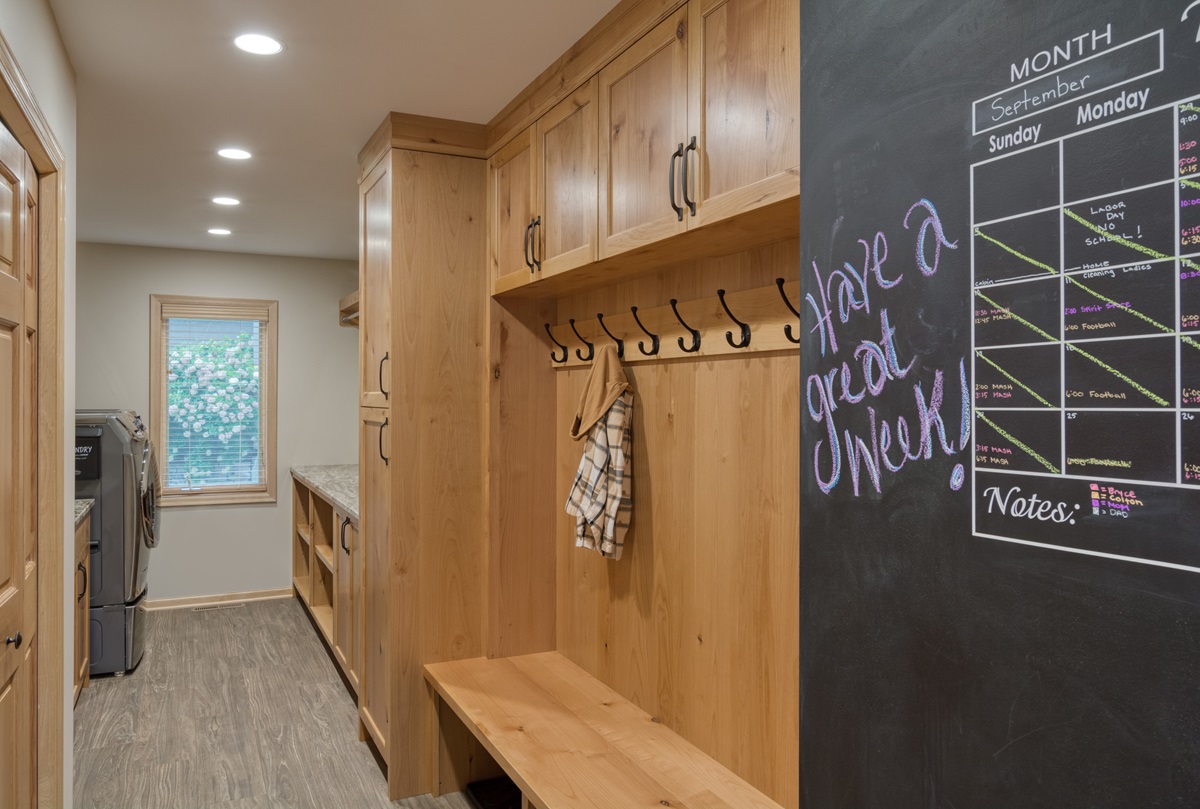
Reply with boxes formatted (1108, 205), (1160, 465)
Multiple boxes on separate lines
(801, 2), (1200, 805)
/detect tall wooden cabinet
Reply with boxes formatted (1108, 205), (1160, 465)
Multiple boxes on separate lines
(356, 118), (488, 800)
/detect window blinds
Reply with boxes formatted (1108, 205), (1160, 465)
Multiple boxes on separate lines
(159, 315), (267, 493)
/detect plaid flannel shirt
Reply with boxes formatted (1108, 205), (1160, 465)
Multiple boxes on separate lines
(564, 391), (633, 560)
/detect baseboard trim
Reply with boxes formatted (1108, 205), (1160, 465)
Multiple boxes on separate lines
(143, 588), (294, 611)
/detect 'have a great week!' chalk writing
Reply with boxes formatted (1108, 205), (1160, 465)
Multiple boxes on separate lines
(806, 199), (970, 496)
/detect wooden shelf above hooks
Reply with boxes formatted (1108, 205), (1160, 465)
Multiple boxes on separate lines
(338, 290), (359, 328)
(546, 280), (800, 369)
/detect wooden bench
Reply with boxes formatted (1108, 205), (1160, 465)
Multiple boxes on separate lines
(424, 651), (784, 809)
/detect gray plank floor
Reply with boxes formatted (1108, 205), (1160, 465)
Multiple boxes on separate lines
(73, 597), (473, 809)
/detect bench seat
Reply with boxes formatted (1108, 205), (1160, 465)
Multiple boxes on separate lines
(424, 651), (784, 809)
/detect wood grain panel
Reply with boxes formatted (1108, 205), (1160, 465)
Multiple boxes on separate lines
(552, 241), (799, 808)
(688, 0), (799, 227)
(486, 298), (558, 659)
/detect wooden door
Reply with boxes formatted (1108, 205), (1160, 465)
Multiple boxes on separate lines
(537, 77), (599, 278)
(687, 0), (799, 227)
(359, 406), (389, 754)
(333, 510), (359, 692)
(0, 115), (33, 808)
(360, 155), (392, 408)
(598, 5), (690, 258)
(487, 127), (537, 291)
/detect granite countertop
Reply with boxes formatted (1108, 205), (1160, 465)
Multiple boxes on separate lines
(74, 498), (95, 527)
(290, 465), (358, 523)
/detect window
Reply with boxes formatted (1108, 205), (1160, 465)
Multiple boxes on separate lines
(150, 294), (278, 505)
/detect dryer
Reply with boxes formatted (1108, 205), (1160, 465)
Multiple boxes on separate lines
(75, 409), (161, 675)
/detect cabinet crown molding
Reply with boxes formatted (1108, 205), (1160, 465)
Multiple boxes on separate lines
(358, 112), (488, 178)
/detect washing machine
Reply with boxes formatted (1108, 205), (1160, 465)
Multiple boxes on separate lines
(75, 409), (161, 675)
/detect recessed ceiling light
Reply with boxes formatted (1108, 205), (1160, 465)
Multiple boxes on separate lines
(218, 148), (251, 160)
(208, 228), (232, 236)
(234, 34), (283, 55)
(212, 197), (240, 206)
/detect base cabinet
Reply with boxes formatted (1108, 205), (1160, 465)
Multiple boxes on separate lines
(358, 407), (390, 756)
(73, 513), (91, 705)
(333, 509), (360, 694)
(291, 476), (359, 693)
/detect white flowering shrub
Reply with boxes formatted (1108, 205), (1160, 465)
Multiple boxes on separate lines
(165, 331), (262, 488)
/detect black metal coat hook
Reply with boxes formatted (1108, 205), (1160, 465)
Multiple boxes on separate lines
(717, 289), (751, 349)
(776, 278), (801, 344)
(596, 313), (624, 358)
(544, 323), (568, 364)
(630, 306), (660, 356)
(569, 318), (595, 362)
(669, 299), (701, 353)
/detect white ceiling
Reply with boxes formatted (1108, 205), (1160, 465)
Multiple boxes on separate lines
(48, 0), (619, 261)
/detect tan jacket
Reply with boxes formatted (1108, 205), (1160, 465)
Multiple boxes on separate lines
(564, 345), (633, 559)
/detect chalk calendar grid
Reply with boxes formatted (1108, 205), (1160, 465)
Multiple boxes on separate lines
(970, 82), (1200, 563)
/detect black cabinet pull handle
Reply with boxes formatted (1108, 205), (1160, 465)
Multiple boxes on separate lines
(5, 631), (21, 649)
(379, 417), (390, 466)
(530, 216), (542, 272)
(668, 142), (684, 221)
(524, 219), (534, 272)
(340, 517), (351, 554)
(682, 136), (697, 216)
(77, 562), (88, 601)
(378, 352), (390, 401)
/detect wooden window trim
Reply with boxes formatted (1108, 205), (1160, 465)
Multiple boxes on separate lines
(149, 294), (278, 507)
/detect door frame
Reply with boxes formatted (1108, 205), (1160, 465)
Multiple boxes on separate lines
(0, 26), (68, 809)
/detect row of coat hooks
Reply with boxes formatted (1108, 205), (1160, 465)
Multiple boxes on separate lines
(544, 278), (800, 367)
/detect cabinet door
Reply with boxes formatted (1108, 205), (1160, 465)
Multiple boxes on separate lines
(359, 407), (390, 753)
(74, 544), (88, 703)
(687, 0), (799, 226)
(598, 5), (690, 258)
(487, 127), (537, 292)
(537, 77), (599, 278)
(333, 510), (359, 692)
(360, 156), (392, 408)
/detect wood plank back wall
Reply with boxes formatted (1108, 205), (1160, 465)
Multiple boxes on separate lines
(549, 239), (799, 806)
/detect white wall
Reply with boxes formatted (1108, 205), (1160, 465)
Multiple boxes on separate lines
(76, 242), (358, 601)
(0, 0), (77, 801)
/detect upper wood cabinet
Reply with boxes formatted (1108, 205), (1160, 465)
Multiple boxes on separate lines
(687, 0), (799, 226)
(536, 77), (599, 278)
(491, 79), (600, 293)
(359, 157), (392, 408)
(598, 5), (691, 259)
(596, 0), (798, 260)
(487, 128), (537, 288)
